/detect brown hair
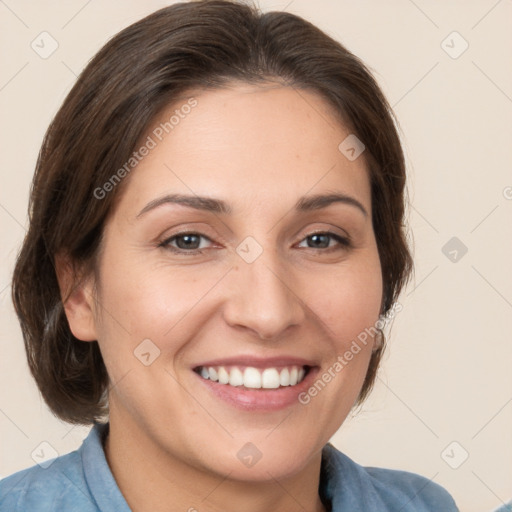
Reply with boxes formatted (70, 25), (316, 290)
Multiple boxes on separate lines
(11, 0), (413, 424)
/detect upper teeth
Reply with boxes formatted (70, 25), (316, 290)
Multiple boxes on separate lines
(199, 366), (306, 389)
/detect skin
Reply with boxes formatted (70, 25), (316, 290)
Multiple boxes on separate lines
(59, 83), (383, 512)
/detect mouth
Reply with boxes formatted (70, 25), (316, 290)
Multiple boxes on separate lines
(191, 357), (319, 411)
(193, 364), (311, 389)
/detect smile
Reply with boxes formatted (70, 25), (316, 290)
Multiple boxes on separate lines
(195, 365), (309, 389)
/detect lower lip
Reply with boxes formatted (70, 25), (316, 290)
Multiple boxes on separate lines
(194, 368), (319, 411)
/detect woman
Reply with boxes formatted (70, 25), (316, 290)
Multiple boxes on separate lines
(0, 1), (459, 510)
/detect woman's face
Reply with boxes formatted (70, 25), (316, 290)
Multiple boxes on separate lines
(79, 83), (382, 480)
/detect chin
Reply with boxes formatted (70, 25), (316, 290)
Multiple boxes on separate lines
(196, 439), (320, 483)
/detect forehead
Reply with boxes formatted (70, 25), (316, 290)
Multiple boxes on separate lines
(118, 84), (371, 216)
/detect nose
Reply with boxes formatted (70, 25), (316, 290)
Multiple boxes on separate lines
(222, 251), (306, 341)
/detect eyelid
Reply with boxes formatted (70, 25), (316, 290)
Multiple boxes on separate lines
(157, 223), (223, 244)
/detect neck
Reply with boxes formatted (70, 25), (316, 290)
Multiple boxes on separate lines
(103, 416), (328, 512)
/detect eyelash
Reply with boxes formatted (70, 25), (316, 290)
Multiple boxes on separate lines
(158, 230), (351, 255)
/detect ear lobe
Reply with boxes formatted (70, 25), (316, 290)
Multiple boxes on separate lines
(54, 251), (98, 342)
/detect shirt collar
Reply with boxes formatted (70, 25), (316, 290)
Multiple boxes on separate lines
(81, 422), (132, 511)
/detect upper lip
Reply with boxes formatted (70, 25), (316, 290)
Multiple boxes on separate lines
(193, 355), (318, 369)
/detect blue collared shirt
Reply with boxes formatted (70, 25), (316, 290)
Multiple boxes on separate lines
(0, 422), (459, 511)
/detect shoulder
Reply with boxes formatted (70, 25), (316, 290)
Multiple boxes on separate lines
(321, 443), (459, 511)
(0, 423), (129, 512)
(0, 449), (98, 512)
(0, 424), (120, 512)
(362, 464), (459, 511)
(492, 501), (512, 512)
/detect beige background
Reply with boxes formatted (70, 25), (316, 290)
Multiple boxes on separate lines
(1, 1), (511, 511)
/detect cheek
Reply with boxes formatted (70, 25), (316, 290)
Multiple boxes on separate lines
(306, 257), (383, 344)
(94, 252), (225, 348)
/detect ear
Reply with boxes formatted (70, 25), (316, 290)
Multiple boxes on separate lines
(54, 251), (98, 342)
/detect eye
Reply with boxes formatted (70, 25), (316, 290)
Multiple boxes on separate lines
(297, 231), (351, 252)
(159, 230), (351, 256)
(159, 232), (213, 254)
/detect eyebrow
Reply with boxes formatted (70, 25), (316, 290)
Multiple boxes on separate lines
(136, 192), (368, 218)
